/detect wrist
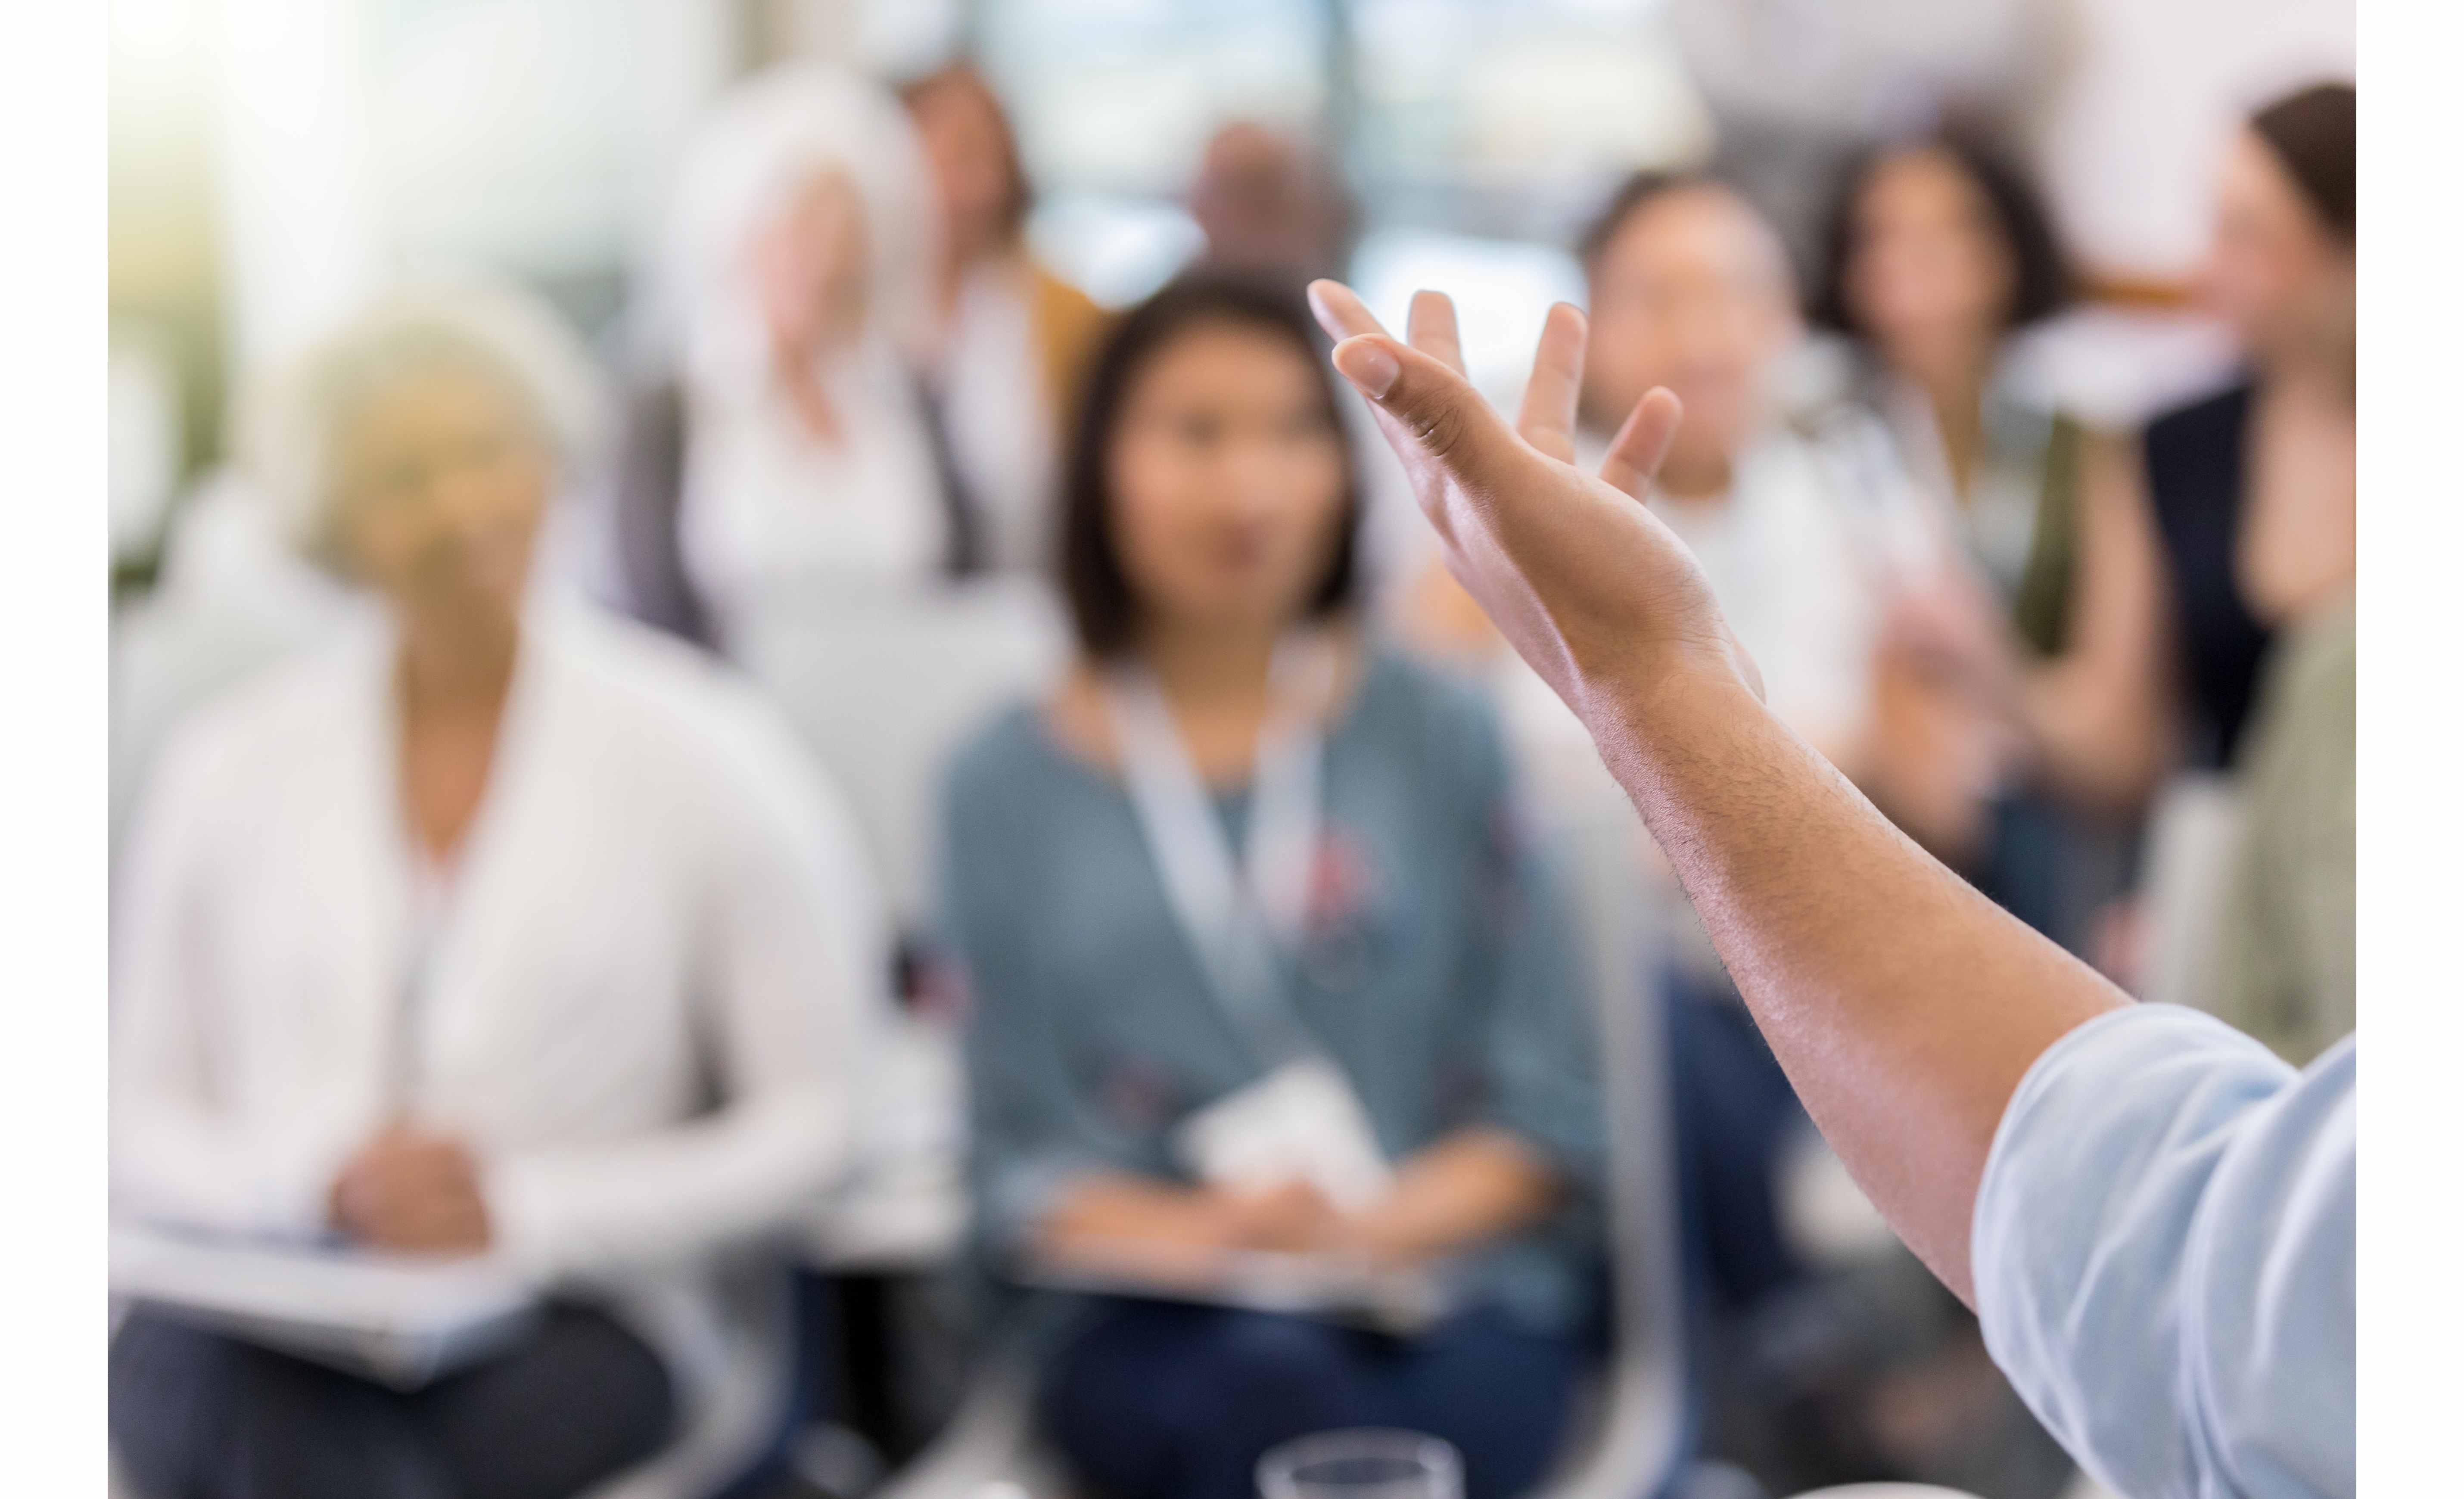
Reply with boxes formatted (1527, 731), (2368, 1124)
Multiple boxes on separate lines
(1570, 634), (1764, 756)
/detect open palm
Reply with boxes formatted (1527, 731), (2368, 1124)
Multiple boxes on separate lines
(1304, 281), (1761, 731)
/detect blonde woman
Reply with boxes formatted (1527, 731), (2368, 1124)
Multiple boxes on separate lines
(109, 283), (889, 1499)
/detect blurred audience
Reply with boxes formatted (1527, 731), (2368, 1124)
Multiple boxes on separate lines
(1812, 131), (2134, 952)
(938, 273), (1605, 1499)
(647, 62), (951, 650)
(900, 62), (1109, 575)
(1889, 82), (2355, 1027)
(2181, 83), (2358, 1059)
(1893, 83), (2355, 805)
(108, 283), (891, 1499)
(1188, 122), (1360, 283)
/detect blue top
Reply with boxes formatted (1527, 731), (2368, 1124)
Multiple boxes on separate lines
(937, 649), (1606, 1335)
(1973, 1003), (2355, 1498)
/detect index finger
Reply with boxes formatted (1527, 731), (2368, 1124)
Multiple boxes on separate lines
(1307, 279), (1392, 343)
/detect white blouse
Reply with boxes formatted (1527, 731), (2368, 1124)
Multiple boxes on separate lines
(110, 598), (890, 1492)
(679, 336), (949, 646)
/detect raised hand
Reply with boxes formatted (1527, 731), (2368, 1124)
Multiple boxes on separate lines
(1306, 281), (1761, 730)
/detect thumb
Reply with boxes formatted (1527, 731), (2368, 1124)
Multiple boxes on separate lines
(1331, 334), (1513, 485)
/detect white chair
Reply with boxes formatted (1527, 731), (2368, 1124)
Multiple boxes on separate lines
(871, 690), (1694, 1499)
(731, 577), (1073, 930)
(110, 584), (348, 857)
(730, 578), (1073, 1277)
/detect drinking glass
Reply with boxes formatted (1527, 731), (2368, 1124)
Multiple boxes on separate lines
(1257, 1429), (1463, 1499)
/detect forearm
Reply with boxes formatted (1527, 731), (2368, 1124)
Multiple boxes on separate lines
(113, 1095), (356, 1241)
(1346, 1128), (1561, 1267)
(1590, 659), (2127, 1301)
(486, 1088), (847, 1276)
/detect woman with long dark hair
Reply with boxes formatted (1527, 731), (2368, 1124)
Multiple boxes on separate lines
(1816, 131), (2077, 653)
(937, 271), (1604, 1499)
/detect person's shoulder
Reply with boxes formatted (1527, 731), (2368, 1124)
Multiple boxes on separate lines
(554, 604), (771, 734)
(941, 695), (1058, 809)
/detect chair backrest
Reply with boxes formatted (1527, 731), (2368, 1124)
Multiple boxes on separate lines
(109, 588), (342, 857)
(1514, 725), (1691, 1499)
(729, 578), (1073, 930)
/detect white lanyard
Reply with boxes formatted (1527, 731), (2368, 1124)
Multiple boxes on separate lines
(1104, 640), (1333, 1067)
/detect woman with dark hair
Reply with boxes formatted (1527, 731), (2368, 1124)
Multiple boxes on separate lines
(1816, 132), (2079, 653)
(1815, 135), (2120, 955)
(1895, 84), (2355, 1043)
(936, 271), (1605, 1499)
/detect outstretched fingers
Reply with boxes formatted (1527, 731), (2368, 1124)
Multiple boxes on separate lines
(1597, 388), (1684, 501)
(1514, 302), (1588, 463)
(1308, 281), (1468, 376)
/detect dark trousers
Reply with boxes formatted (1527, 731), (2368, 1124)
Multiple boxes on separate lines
(1040, 1299), (1581, 1499)
(1665, 977), (1808, 1316)
(110, 1303), (675, 1499)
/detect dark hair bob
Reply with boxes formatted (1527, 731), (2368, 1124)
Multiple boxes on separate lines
(1055, 268), (1361, 657)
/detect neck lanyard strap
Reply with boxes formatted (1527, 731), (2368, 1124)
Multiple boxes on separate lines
(1105, 642), (1329, 1067)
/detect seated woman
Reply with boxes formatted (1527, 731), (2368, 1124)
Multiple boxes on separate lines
(1810, 133), (2125, 953)
(657, 63), (952, 650)
(938, 272), (1606, 1499)
(108, 283), (890, 1499)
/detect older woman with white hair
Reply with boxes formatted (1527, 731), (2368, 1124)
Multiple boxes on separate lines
(656, 62), (957, 649)
(108, 281), (891, 1499)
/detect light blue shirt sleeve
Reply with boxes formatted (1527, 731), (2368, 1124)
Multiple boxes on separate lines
(1972, 1004), (2354, 1499)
